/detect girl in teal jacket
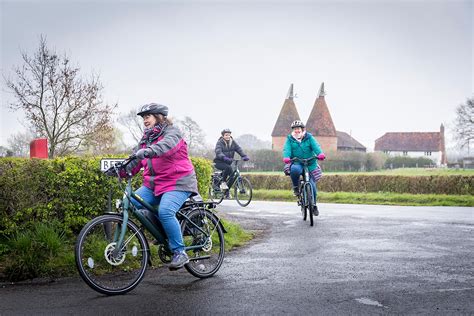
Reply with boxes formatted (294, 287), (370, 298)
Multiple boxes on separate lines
(282, 121), (325, 213)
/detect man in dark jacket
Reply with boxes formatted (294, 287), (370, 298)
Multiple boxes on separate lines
(213, 128), (249, 190)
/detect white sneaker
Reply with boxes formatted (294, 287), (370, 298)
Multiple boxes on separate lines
(219, 182), (229, 190)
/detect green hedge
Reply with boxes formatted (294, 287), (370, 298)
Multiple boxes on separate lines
(244, 174), (474, 195)
(0, 157), (212, 238)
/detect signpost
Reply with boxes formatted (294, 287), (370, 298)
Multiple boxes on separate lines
(100, 158), (125, 172)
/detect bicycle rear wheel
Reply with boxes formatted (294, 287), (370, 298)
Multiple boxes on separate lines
(305, 183), (314, 226)
(234, 177), (252, 207)
(75, 214), (149, 295)
(181, 208), (225, 278)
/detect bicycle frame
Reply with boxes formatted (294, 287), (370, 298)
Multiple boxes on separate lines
(227, 160), (242, 188)
(292, 157), (317, 207)
(211, 159), (241, 189)
(111, 166), (221, 257)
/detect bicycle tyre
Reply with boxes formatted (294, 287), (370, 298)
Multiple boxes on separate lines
(299, 182), (307, 221)
(75, 214), (149, 295)
(208, 181), (224, 205)
(305, 183), (314, 226)
(181, 208), (225, 278)
(234, 177), (252, 207)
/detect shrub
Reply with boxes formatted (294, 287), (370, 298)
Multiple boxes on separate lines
(3, 221), (73, 281)
(243, 174), (474, 195)
(384, 156), (436, 169)
(0, 156), (212, 239)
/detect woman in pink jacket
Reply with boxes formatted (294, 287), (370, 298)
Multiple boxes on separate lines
(125, 103), (199, 270)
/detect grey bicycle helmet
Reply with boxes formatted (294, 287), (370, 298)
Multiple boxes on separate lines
(291, 120), (305, 129)
(221, 128), (232, 135)
(137, 103), (169, 117)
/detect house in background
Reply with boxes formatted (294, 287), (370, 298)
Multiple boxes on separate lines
(374, 124), (447, 166)
(272, 83), (366, 153)
(337, 131), (367, 152)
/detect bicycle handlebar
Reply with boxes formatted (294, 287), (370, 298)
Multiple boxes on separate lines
(103, 154), (138, 178)
(290, 156), (322, 164)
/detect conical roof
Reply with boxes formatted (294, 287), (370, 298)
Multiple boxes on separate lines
(306, 82), (337, 137)
(272, 84), (301, 137)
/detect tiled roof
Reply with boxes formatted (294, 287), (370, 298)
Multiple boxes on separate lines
(337, 131), (366, 150)
(374, 132), (442, 151)
(305, 83), (337, 137)
(271, 97), (301, 137)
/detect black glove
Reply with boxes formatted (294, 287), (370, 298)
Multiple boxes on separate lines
(136, 148), (153, 160)
(104, 167), (117, 177)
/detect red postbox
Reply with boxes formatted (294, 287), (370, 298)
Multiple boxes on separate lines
(30, 138), (48, 159)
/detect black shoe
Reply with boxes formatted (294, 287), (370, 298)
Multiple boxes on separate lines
(224, 190), (231, 199)
(312, 205), (319, 216)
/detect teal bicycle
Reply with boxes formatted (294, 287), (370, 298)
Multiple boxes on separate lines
(75, 155), (226, 295)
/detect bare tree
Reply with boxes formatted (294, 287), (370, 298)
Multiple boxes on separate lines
(80, 125), (128, 155)
(175, 116), (207, 155)
(454, 97), (474, 154)
(0, 146), (14, 157)
(7, 131), (36, 157)
(4, 36), (116, 158)
(234, 134), (272, 150)
(118, 109), (144, 144)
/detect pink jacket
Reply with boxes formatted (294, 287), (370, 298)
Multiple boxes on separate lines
(126, 124), (199, 197)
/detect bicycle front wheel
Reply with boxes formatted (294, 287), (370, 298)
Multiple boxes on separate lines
(304, 183), (314, 227)
(75, 214), (149, 295)
(234, 177), (252, 207)
(181, 208), (225, 278)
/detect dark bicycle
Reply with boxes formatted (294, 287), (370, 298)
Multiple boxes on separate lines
(291, 156), (320, 227)
(208, 159), (253, 207)
(75, 156), (226, 295)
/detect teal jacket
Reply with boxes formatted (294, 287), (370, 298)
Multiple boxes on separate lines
(282, 132), (323, 172)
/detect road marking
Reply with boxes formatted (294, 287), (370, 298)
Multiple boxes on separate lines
(355, 298), (387, 308)
(436, 287), (474, 292)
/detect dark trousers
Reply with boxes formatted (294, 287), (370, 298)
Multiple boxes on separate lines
(214, 162), (233, 182)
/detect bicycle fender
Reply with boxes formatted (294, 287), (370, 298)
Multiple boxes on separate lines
(211, 212), (228, 233)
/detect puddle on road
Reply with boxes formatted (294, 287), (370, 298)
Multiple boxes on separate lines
(282, 219), (299, 227)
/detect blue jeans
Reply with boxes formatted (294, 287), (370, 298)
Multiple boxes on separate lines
(290, 164), (317, 200)
(130, 186), (191, 253)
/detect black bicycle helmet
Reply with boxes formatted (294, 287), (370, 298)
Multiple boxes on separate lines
(221, 128), (232, 135)
(291, 120), (305, 129)
(137, 103), (169, 117)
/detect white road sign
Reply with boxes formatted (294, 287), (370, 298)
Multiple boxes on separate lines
(100, 158), (125, 172)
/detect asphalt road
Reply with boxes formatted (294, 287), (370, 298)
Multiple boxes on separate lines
(1, 201), (473, 315)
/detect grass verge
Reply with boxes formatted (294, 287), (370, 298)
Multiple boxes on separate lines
(253, 189), (474, 207)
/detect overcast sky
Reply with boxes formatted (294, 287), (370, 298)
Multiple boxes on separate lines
(1, 0), (472, 152)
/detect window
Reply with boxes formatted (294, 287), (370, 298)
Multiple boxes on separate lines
(424, 152), (432, 156)
(403, 151), (408, 156)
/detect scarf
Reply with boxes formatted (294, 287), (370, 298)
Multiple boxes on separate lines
(140, 123), (166, 145)
(291, 130), (306, 142)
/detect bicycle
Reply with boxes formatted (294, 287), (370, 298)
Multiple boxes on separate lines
(208, 159), (253, 207)
(291, 156), (321, 227)
(75, 155), (226, 295)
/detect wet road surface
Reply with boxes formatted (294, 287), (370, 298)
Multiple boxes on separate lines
(1, 201), (473, 315)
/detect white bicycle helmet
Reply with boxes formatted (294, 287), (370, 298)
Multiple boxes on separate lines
(291, 120), (305, 129)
